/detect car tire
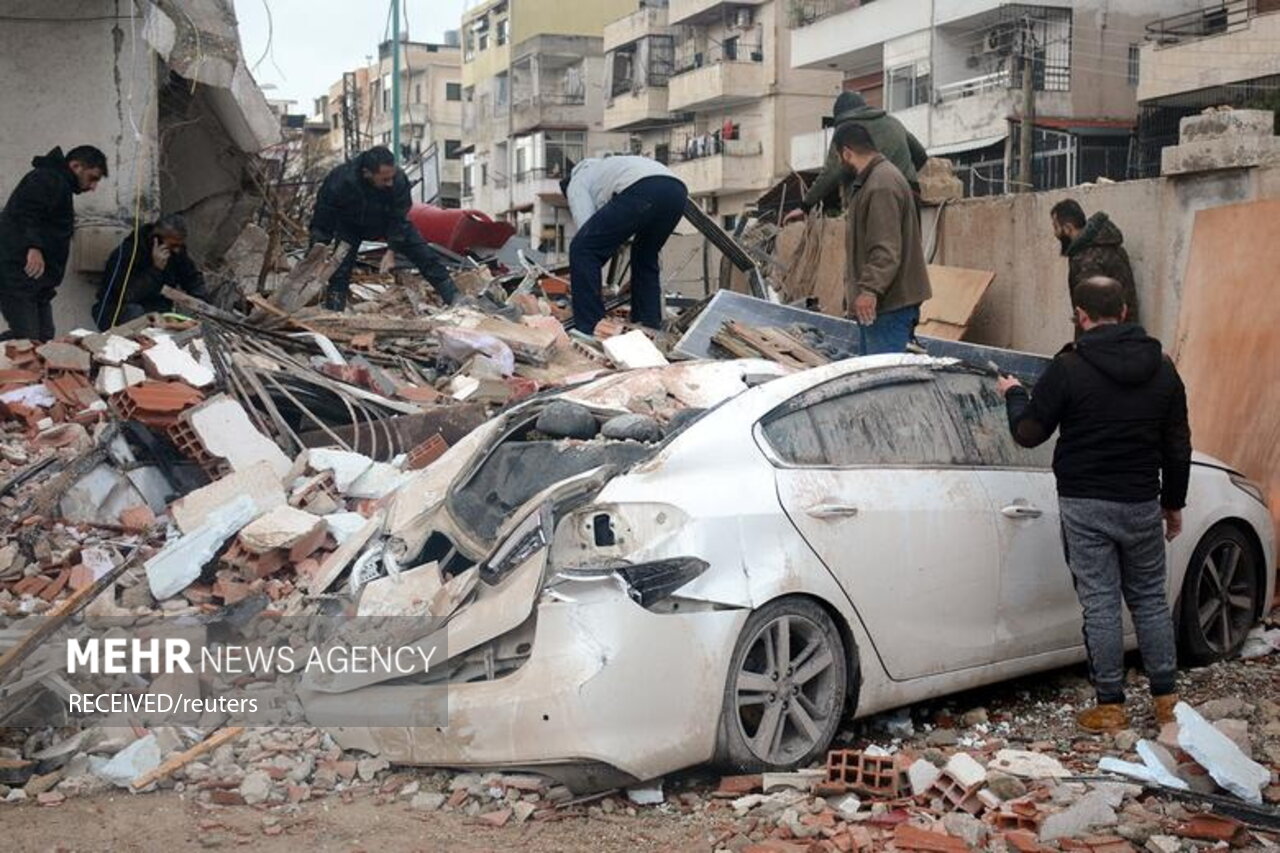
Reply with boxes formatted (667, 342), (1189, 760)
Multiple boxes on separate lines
(715, 596), (849, 773)
(1177, 523), (1261, 666)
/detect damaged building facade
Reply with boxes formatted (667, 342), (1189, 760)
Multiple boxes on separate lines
(0, 0), (279, 334)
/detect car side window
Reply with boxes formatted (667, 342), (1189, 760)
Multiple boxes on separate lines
(936, 371), (1055, 469)
(762, 377), (960, 467)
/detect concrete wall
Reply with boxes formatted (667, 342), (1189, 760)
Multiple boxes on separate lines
(1139, 10), (1280, 104)
(935, 161), (1280, 355)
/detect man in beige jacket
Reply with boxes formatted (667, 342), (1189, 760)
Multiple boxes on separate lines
(835, 123), (932, 355)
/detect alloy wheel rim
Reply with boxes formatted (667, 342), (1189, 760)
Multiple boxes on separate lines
(1196, 541), (1254, 654)
(735, 614), (838, 764)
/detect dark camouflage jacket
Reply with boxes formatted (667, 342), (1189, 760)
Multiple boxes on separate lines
(1066, 212), (1139, 323)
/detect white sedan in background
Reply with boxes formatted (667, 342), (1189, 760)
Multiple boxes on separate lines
(307, 355), (1275, 791)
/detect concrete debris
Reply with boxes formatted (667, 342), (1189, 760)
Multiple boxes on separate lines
(1038, 790), (1119, 841)
(185, 396), (293, 479)
(989, 748), (1070, 779)
(92, 734), (161, 789)
(1175, 701), (1270, 803)
(141, 336), (215, 388)
(237, 504), (323, 554)
(625, 781), (664, 805)
(602, 329), (669, 369)
(601, 413), (664, 443)
(535, 400), (599, 439)
(146, 495), (257, 599)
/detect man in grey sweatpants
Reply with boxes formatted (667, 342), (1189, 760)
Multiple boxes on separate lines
(996, 276), (1192, 733)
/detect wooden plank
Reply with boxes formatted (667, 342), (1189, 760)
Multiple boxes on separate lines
(1172, 199), (1280, 545)
(0, 546), (144, 685)
(131, 727), (245, 790)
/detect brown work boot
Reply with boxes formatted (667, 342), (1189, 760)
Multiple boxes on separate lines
(1077, 703), (1128, 734)
(1153, 694), (1179, 726)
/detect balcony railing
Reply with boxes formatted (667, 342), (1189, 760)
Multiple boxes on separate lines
(674, 135), (762, 162)
(786, 0), (859, 28)
(1146, 0), (1253, 44)
(673, 43), (764, 75)
(935, 70), (1011, 104)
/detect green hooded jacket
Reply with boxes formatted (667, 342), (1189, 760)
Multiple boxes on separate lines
(802, 91), (929, 211)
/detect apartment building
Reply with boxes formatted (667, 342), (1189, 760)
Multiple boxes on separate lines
(313, 38), (464, 207)
(460, 0), (633, 261)
(602, 0), (841, 226)
(1135, 0), (1280, 176)
(787, 0), (1202, 197)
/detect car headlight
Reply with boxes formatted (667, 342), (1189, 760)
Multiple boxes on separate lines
(481, 504), (550, 584)
(1229, 473), (1268, 507)
(548, 557), (709, 607)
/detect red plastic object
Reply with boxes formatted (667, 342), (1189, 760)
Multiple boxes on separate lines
(408, 204), (516, 255)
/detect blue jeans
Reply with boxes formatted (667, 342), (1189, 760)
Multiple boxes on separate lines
(857, 304), (920, 355)
(569, 176), (688, 333)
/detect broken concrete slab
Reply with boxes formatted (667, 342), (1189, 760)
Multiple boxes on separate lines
(1038, 790), (1118, 842)
(989, 749), (1070, 779)
(346, 461), (410, 500)
(146, 494), (257, 599)
(357, 562), (442, 619)
(92, 734), (161, 789)
(141, 336), (215, 387)
(307, 448), (374, 493)
(944, 753), (986, 789)
(93, 364), (145, 396)
(82, 333), (142, 366)
(1099, 741), (1189, 791)
(170, 460), (286, 535)
(183, 395), (293, 479)
(237, 505), (324, 554)
(602, 330), (669, 370)
(1175, 701), (1269, 803)
(908, 758), (941, 797)
(37, 341), (91, 372)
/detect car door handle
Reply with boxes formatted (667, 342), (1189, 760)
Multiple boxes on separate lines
(807, 503), (860, 519)
(1001, 504), (1044, 519)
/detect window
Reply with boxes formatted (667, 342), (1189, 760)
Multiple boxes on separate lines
(722, 214), (737, 231)
(464, 30), (475, 62)
(331, 114), (339, 130)
(887, 64), (930, 111)
(479, 32), (489, 51)
(723, 36), (739, 62)
(447, 82), (462, 102)
(543, 130), (585, 178)
(497, 18), (509, 46)
(1127, 43), (1140, 86)
(445, 140), (463, 160)
(761, 375), (959, 467)
(934, 372), (1054, 469)
(414, 84), (422, 104)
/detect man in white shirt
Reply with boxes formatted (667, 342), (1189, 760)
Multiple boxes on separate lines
(560, 156), (688, 333)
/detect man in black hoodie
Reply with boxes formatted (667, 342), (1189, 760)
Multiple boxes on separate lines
(0, 146), (108, 340)
(1051, 199), (1139, 326)
(997, 277), (1191, 735)
(94, 214), (209, 330)
(310, 146), (457, 311)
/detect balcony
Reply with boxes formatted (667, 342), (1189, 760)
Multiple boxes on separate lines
(669, 0), (766, 26)
(510, 93), (588, 134)
(605, 87), (675, 131)
(604, 5), (672, 52)
(669, 139), (766, 196)
(1139, 2), (1280, 104)
(510, 168), (565, 211)
(669, 60), (766, 111)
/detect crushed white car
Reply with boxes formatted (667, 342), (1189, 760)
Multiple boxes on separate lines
(300, 355), (1276, 791)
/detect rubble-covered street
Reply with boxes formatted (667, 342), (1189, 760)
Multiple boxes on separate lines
(4, 649), (1279, 852)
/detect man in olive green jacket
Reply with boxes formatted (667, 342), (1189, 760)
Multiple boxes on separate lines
(836, 123), (932, 355)
(786, 91), (928, 222)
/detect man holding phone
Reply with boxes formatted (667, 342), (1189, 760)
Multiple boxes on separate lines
(94, 214), (209, 330)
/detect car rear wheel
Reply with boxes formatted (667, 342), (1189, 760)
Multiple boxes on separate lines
(1177, 523), (1261, 665)
(716, 597), (848, 772)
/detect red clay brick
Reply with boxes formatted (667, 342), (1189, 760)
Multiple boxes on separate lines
(717, 774), (763, 795)
(893, 824), (969, 852)
(38, 569), (70, 601)
(405, 433), (449, 471)
(118, 504), (157, 532)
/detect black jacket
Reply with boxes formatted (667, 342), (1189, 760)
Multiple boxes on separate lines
(1005, 324), (1192, 509)
(94, 224), (208, 329)
(310, 159), (415, 245)
(0, 147), (81, 291)
(1065, 212), (1139, 324)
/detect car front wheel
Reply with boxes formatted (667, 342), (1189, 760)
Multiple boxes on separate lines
(716, 596), (849, 772)
(1177, 523), (1262, 665)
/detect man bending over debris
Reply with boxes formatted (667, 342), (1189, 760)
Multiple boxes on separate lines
(94, 214), (209, 330)
(561, 155), (688, 334)
(834, 123), (931, 355)
(309, 146), (458, 311)
(997, 276), (1191, 734)
(0, 145), (108, 341)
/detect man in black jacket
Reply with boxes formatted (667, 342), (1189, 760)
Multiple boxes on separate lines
(0, 146), (108, 340)
(997, 277), (1191, 734)
(310, 146), (457, 311)
(94, 214), (209, 330)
